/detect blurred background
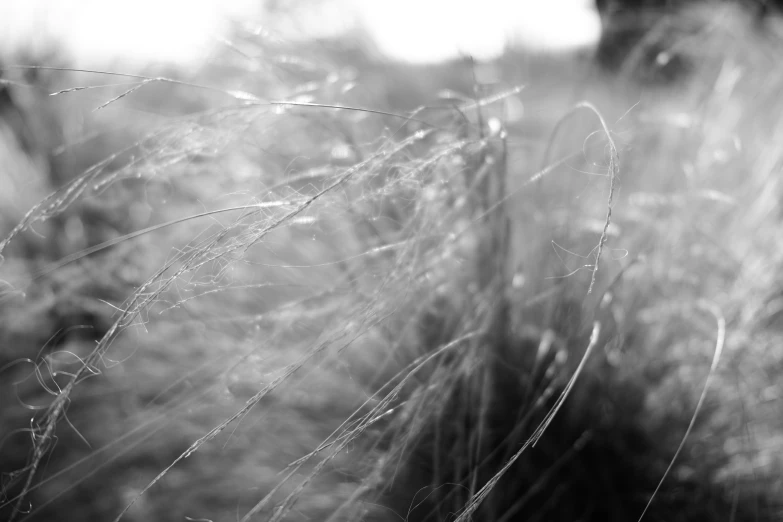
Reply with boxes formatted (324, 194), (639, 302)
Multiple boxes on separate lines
(0, 0), (600, 65)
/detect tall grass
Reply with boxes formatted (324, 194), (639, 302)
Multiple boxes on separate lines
(1, 5), (782, 521)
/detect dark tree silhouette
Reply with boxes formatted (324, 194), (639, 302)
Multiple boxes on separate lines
(594, 0), (781, 80)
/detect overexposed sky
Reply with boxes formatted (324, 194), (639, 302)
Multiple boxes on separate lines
(358, 0), (600, 61)
(0, 0), (600, 66)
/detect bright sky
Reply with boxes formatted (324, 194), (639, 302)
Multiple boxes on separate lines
(358, 0), (601, 61)
(0, 0), (600, 66)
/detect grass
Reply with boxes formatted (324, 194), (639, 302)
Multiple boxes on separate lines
(1, 5), (782, 521)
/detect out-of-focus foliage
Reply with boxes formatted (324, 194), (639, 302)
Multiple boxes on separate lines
(1, 5), (782, 522)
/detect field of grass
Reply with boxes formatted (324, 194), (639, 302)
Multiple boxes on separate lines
(1, 5), (782, 522)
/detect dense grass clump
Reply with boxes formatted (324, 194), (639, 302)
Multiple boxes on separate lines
(1, 6), (782, 522)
